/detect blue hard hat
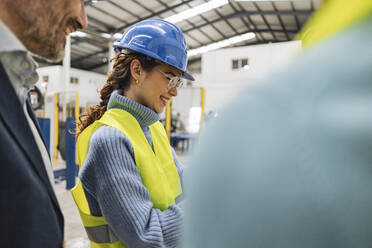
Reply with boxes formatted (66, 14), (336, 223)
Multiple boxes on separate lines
(113, 18), (194, 81)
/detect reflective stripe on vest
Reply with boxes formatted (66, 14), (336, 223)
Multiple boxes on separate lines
(85, 224), (119, 244)
(71, 108), (182, 248)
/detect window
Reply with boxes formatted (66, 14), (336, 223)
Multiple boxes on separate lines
(232, 59), (239, 70)
(241, 58), (248, 67)
(231, 58), (250, 71)
(70, 77), (79, 84)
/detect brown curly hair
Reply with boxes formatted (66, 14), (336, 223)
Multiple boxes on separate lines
(76, 50), (158, 137)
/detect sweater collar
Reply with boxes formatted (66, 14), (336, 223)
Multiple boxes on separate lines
(107, 90), (160, 128)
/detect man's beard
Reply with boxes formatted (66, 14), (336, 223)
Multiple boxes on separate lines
(29, 48), (65, 63)
(22, 21), (66, 62)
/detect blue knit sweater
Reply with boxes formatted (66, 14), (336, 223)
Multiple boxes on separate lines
(79, 90), (184, 248)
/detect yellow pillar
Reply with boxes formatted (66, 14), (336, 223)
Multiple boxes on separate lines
(42, 95), (46, 118)
(75, 92), (80, 164)
(166, 100), (171, 141)
(75, 92), (80, 128)
(54, 93), (59, 164)
(200, 87), (205, 132)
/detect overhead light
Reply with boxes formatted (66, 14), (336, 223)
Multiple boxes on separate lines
(113, 33), (123, 39)
(114, 0), (229, 41)
(99, 33), (123, 40)
(84, 0), (102, 5)
(100, 33), (112, 39)
(70, 31), (87, 38)
(188, 32), (256, 57)
(165, 0), (228, 24)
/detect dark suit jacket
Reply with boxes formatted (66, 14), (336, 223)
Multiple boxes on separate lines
(0, 63), (64, 247)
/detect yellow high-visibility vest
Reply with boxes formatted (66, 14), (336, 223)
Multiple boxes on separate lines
(71, 108), (182, 248)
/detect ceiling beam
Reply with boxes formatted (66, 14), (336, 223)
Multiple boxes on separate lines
(87, 14), (117, 32)
(71, 36), (107, 49)
(290, 1), (301, 31)
(186, 28), (299, 49)
(90, 5), (128, 25)
(170, 0), (215, 46)
(72, 48), (108, 64)
(182, 10), (310, 34)
(86, 60), (109, 70)
(81, 3), (309, 46)
(232, 1), (267, 43)
(106, 0), (141, 19)
(234, 10), (312, 17)
(114, 0), (194, 32)
(85, 29), (287, 70)
(272, 2), (290, 40)
(187, 39), (280, 66)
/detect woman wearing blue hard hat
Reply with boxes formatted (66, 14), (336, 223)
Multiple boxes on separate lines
(71, 18), (193, 248)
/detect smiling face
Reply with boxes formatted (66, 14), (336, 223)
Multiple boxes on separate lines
(127, 60), (182, 114)
(0, 0), (88, 61)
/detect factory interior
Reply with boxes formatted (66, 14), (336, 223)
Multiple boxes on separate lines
(4, 0), (372, 247)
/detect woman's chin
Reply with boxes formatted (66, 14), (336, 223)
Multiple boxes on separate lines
(154, 106), (165, 114)
(155, 108), (163, 114)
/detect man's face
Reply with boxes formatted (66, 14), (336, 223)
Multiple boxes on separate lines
(12, 0), (88, 62)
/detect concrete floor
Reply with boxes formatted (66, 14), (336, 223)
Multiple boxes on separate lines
(55, 180), (90, 248)
(54, 150), (190, 248)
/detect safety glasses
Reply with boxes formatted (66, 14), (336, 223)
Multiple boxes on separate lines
(156, 68), (184, 90)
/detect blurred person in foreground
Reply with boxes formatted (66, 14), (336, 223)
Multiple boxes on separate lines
(184, 0), (372, 247)
(71, 19), (193, 248)
(0, 0), (87, 247)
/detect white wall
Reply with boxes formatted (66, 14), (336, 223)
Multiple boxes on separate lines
(36, 66), (107, 105)
(200, 41), (302, 112)
(172, 86), (203, 133)
(35, 66), (107, 161)
(173, 86), (202, 114)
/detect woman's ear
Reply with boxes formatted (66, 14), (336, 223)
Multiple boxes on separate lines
(130, 59), (142, 82)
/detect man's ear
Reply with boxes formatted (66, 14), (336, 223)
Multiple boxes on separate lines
(130, 59), (142, 81)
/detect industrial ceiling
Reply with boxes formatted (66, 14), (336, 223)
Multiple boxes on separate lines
(37, 0), (322, 75)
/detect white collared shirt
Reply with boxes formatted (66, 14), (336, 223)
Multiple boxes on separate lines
(0, 21), (55, 187)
